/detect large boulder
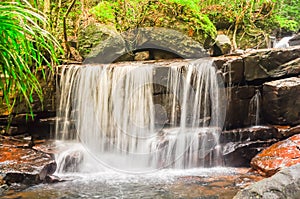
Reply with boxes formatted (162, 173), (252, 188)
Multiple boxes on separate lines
(263, 77), (300, 125)
(234, 163), (300, 199)
(251, 134), (300, 177)
(82, 27), (209, 64)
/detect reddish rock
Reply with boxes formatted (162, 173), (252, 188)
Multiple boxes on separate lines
(250, 134), (300, 177)
(0, 136), (56, 185)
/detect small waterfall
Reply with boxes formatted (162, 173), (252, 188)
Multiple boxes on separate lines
(56, 59), (224, 173)
(248, 90), (261, 126)
(274, 36), (294, 48)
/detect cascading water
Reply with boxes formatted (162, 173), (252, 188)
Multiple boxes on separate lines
(55, 58), (224, 173)
(248, 89), (261, 126)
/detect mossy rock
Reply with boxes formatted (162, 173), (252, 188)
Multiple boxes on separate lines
(78, 23), (120, 58)
(83, 27), (209, 64)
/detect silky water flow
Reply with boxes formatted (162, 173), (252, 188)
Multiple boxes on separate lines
(55, 58), (225, 173)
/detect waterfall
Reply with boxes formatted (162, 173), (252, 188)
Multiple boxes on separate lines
(248, 90), (261, 126)
(56, 59), (224, 173)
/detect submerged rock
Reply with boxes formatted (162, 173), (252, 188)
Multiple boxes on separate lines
(0, 136), (56, 185)
(234, 163), (300, 199)
(251, 134), (300, 177)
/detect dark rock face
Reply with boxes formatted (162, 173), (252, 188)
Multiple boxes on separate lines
(224, 86), (258, 129)
(0, 136), (56, 185)
(213, 56), (244, 84)
(289, 33), (300, 46)
(250, 134), (300, 177)
(243, 47), (300, 81)
(234, 163), (300, 199)
(221, 126), (279, 167)
(221, 126), (300, 168)
(263, 77), (300, 125)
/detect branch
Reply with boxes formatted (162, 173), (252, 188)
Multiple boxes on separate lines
(63, 0), (76, 57)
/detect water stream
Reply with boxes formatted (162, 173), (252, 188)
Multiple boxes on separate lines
(248, 90), (261, 126)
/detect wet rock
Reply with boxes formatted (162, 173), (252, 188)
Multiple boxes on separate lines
(0, 136), (56, 185)
(280, 125), (300, 138)
(263, 77), (300, 125)
(234, 163), (300, 199)
(243, 47), (300, 81)
(0, 126), (18, 136)
(221, 126), (279, 167)
(289, 33), (300, 46)
(224, 86), (259, 129)
(60, 150), (84, 172)
(213, 56), (244, 84)
(251, 134), (300, 177)
(220, 126), (279, 143)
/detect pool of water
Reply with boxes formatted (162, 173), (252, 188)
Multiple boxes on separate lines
(2, 168), (263, 199)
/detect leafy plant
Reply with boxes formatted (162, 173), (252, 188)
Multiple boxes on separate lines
(90, 0), (217, 42)
(0, 0), (61, 114)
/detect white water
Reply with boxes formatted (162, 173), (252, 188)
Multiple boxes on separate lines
(56, 59), (224, 173)
(274, 36), (294, 48)
(248, 89), (261, 126)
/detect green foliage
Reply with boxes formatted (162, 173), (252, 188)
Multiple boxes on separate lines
(199, 0), (299, 48)
(90, 1), (116, 24)
(0, 0), (61, 114)
(271, 0), (300, 32)
(90, 0), (217, 41)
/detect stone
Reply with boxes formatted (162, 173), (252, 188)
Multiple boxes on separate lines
(213, 34), (232, 56)
(234, 163), (300, 199)
(78, 23), (120, 58)
(250, 134), (300, 177)
(289, 33), (300, 46)
(0, 126), (18, 136)
(60, 150), (84, 173)
(134, 51), (150, 61)
(263, 77), (300, 125)
(225, 86), (259, 129)
(243, 47), (300, 81)
(0, 136), (56, 185)
(221, 126), (279, 167)
(83, 27), (209, 64)
(220, 126), (279, 144)
(213, 56), (244, 84)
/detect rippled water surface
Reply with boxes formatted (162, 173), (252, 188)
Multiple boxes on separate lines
(2, 168), (263, 199)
